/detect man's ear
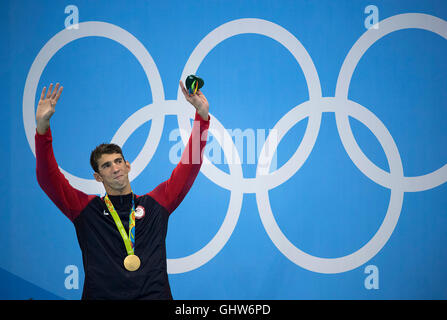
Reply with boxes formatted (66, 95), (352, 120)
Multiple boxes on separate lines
(93, 172), (103, 183)
(125, 160), (131, 172)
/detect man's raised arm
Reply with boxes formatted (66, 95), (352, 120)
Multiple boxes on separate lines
(148, 81), (210, 214)
(35, 83), (95, 221)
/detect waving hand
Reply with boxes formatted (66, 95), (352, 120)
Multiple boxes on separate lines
(36, 83), (63, 134)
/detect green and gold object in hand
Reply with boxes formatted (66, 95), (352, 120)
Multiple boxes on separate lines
(185, 75), (204, 95)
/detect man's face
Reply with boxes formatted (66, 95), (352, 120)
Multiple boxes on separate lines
(93, 153), (131, 194)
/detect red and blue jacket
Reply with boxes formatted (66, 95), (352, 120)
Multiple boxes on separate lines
(35, 112), (210, 300)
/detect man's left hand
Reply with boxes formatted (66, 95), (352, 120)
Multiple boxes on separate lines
(180, 80), (209, 121)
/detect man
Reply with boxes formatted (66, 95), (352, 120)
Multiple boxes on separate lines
(35, 81), (210, 299)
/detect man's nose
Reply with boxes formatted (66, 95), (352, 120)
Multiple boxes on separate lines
(112, 163), (121, 172)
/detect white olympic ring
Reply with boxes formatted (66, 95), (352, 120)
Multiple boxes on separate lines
(23, 13), (447, 274)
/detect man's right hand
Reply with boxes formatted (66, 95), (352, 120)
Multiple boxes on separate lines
(36, 83), (63, 134)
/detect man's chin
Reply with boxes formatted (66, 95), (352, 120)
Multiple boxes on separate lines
(106, 180), (131, 194)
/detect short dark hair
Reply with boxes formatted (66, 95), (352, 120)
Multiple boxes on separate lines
(90, 143), (125, 173)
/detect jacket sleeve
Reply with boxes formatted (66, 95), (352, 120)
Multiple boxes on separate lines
(35, 127), (96, 222)
(148, 112), (210, 214)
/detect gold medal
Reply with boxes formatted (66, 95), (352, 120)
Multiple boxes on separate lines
(105, 194), (142, 271)
(124, 254), (141, 272)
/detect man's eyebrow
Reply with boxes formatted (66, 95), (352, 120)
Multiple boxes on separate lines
(101, 161), (111, 168)
(100, 156), (123, 168)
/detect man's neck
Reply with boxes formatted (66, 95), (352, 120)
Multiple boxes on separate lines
(104, 184), (132, 196)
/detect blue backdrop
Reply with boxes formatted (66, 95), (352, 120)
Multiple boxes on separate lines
(1, 0), (446, 300)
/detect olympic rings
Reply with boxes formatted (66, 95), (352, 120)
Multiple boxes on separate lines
(23, 21), (165, 195)
(23, 14), (447, 274)
(335, 13), (447, 192)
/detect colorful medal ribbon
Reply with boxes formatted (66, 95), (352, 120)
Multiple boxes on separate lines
(104, 193), (136, 255)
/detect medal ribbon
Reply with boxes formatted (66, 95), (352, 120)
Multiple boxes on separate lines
(104, 193), (136, 256)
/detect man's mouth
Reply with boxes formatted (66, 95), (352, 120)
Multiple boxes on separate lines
(114, 175), (124, 180)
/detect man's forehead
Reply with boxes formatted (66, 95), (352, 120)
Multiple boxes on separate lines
(98, 153), (123, 165)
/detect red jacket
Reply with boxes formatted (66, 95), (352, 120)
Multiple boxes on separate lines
(35, 112), (209, 299)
